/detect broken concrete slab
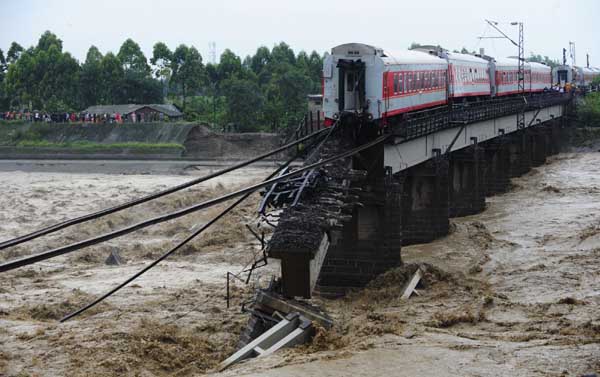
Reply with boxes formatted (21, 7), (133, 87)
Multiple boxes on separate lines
(218, 312), (312, 372)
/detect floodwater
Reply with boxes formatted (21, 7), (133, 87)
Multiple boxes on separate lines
(1, 152), (599, 376)
(217, 151), (600, 377)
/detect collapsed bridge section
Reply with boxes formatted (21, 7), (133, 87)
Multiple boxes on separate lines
(264, 93), (573, 302)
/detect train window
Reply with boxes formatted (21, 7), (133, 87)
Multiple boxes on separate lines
(393, 74), (398, 94)
(399, 73), (404, 93)
(424, 72), (430, 89)
(407, 73), (413, 92)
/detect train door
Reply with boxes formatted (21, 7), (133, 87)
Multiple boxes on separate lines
(337, 59), (366, 112)
(556, 69), (568, 87)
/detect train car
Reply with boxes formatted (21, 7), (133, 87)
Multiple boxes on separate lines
(493, 57), (521, 96)
(552, 64), (574, 88)
(445, 52), (491, 99)
(527, 61), (552, 92)
(574, 66), (598, 87)
(322, 43), (448, 125)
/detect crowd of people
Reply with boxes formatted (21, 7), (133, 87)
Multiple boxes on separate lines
(0, 110), (169, 123)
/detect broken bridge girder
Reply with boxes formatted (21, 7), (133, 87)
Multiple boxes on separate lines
(258, 167), (320, 215)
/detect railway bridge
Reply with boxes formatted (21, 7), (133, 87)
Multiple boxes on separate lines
(267, 92), (572, 300)
(0, 91), (576, 357)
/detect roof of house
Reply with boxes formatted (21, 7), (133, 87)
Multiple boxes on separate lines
(83, 104), (183, 117)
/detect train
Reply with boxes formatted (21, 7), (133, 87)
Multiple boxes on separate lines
(552, 64), (600, 88)
(322, 43), (599, 126)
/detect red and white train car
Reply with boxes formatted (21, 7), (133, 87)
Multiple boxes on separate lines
(446, 52), (491, 99)
(381, 49), (448, 117)
(493, 57), (521, 96)
(322, 43), (449, 124)
(527, 61), (552, 93)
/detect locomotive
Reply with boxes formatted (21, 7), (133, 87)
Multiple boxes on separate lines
(322, 42), (596, 127)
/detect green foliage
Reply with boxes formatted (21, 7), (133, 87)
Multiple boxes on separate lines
(2, 32), (324, 134)
(528, 53), (559, 68)
(118, 38), (151, 77)
(7, 42), (23, 64)
(577, 92), (600, 127)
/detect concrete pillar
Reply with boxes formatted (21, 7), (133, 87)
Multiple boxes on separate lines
(315, 173), (402, 297)
(548, 121), (562, 155)
(530, 126), (548, 167)
(401, 156), (449, 246)
(508, 130), (532, 177)
(483, 137), (511, 196)
(448, 145), (486, 217)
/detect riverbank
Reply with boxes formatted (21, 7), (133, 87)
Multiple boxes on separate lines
(0, 122), (282, 160)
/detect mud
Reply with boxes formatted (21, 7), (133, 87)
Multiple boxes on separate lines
(0, 164), (280, 377)
(2, 151), (600, 376)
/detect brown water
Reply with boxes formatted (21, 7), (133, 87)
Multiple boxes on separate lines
(218, 152), (600, 377)
(1, 153), (599, 376)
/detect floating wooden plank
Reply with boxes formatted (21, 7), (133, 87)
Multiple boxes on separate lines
(401, 267), (423, 300)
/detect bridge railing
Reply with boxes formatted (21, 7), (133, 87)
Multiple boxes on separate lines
(398, 93), (572, 142)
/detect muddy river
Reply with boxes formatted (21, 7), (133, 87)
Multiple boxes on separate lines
(1, 152), (599, 376)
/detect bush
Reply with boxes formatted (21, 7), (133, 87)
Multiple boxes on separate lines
(577, 92), (600, 127)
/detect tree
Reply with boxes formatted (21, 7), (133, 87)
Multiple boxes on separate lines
(171, 45), (205, 109)
(7, 42), (24, 64)
(117, 38), (151, 77)
(528, 53), (559, 68)
(4, 33), (80, 111)
(218, 49), (242, 82)
(150, 42), (173, 80)
(37, 31), (63, 52)
(99, 52), (124, 104)
(80, 46), (103, 107)
(221, 76), (263, 131)
(0, 48), (6, 110)
(270, 42), (296, 66)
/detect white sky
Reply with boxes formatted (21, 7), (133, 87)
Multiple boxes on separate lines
(1, 0), (599, 67)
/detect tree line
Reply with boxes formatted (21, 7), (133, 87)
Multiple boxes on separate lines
(0, 31), (324, 132)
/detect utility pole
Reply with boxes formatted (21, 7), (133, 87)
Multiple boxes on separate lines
(482, 19), (525, 128)
(569, 41), (576, 66)
(587, 54), (590, 68)
(209, 42), (217, 65)
(563, 48), (567, 66)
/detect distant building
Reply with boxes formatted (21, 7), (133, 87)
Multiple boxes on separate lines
(83, 104), (183, 122)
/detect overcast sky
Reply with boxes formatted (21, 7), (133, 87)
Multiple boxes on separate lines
(1, 0), (598, 67)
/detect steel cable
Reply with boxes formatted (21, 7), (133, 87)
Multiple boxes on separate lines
(0, 129), (386, 273)
(0, 128), (329, 251)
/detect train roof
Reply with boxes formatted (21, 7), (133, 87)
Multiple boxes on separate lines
(445, 51), (488, 65)
(528, 61), (552, 71)
(382, 49), (447, 65)
(494, 57), (520, 68)
(331, 43), (384, 57)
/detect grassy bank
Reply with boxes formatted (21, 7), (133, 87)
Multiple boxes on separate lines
(14, 140), (184, 153)
(0, 122), (191, 157)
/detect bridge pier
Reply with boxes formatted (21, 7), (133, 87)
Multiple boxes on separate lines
(401, 156), (449, 245)
(547, 121), (562, 156)
(508, 130), (532, 177)
(315, 175), (402, 297)
(530, 127), (549, 167)
(448, 145), (486, 217)
(482, 137), (511, 196)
